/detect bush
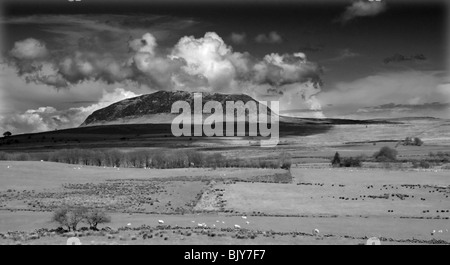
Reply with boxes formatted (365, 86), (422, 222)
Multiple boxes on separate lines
(412, 160), (431, 169)
(341, 157), (362, 167)
(84, 209), (111, 230)
(403, 137), (423, 146)
(373, 146), (398, 162)
(279, 152), (292, 170)
(331, 152), (341, 167)
(413, 137), (423, 146)
(52, 206), (88, 231)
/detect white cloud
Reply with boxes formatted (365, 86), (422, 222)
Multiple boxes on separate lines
(339, 1), (387, 23)
(171, 32), (239, 91)
(0, 88), (140, 134)
(10, 38), (48, 60)
(3, 31), (325, 132)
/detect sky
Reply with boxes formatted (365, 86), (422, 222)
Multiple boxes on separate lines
(0, 0), (449, 134)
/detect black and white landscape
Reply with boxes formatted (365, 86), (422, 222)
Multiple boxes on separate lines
(0, 0), (449, 245)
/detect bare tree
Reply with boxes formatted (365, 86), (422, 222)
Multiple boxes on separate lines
(84, 209), (111, 230)
(52, 206), (88, 231)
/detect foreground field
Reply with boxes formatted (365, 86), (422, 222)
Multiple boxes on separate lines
(0, 161), (449, 245)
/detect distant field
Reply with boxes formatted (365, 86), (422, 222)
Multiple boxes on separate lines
(0, 161), (285, 190)
(0, 161), (449, 245)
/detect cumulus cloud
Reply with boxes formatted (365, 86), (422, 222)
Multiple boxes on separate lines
(0, 88), (140, 134)
(230, 32), (246, 45)
(252, 53), (321, 87)
(5, 31), (324, 123)
(338, 1), (387, 24)
(171, 32), (241, 91)
(255, 31), (283, 44)
(10, 38), (49, 60)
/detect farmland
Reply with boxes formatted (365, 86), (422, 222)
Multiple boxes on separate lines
(0, 118), (449, 245)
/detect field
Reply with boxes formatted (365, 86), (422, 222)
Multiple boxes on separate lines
(0, 118), (449, 245)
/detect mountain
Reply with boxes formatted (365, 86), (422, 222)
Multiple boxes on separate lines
(80, 90), (274, 127)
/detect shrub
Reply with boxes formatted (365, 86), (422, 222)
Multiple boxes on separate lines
(279, 152), (292, 170)
(52, 206), (88, 231)
(373, 146), (398, 162)
(403, 137), (423, 146)
(84, 209), (111, 230)
(3, 131), (12, 137)
(341, 157), (362, 167)
(331, 152), (341, 167)
(413, 137), (423, 146)
(412, 160), (431, 169)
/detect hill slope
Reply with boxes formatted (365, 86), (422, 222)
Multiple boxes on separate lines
(81, 90), (273, 127)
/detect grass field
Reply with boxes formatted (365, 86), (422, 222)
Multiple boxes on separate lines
(0, 118), (449, 245)
(0, 160), (449, 245)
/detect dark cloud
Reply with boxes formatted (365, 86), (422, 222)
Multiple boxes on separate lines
(383, 53), (427, 64)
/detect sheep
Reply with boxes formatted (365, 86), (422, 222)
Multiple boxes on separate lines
(313, 229), (320, 235)
(234, 224), (241, 229)
(242, 216), (247, 219)
(158, 220), (164, 224)
(127, 223), (131, 226)
(246, 221), (250, 225)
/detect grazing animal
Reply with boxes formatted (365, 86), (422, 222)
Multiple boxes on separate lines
(234, 224), (241, 229)
(158, 220), (164, 224)
(313, 229), (320, 235)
